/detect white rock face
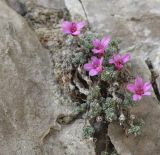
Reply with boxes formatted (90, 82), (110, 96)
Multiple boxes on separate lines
(0, 1), (95, 155)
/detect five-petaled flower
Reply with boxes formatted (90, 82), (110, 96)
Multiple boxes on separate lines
(84, 56), (103, 76)
(109, 53), (130, 70)
(92, 36), (110, 56)
(61, 21), (85, 36)
(127, 76), (151, 101)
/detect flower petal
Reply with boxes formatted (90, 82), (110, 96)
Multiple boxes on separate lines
(133, 94), (142, 101)
(96, 66), (103, 73)
(115, 64), (123, 70)
(89, 69), (98, 76)
(61, 21), (72, 34)
(109, 58), (114, 64)
(77, 21), (85, 30)
(143, 82), (152, 91)
(99, 57), (104, 65)
(92, 48), (104, 54)
(72, 30), (80, 36)
(84, 63), (93, 71)
(135, 76), (143, 87)
(122, 53), (130, 63)
(143, 91), (151, 96)
(101, 36), (110, 47)
(92, 39), (101, 47)
(91, 56), (99, 63)
(127, 84), (136, 93)
(113, 54), (121, 61)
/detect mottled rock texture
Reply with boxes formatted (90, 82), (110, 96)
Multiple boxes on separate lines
(0, 1), (95, 155)
(43, 119), (96, 155)
(6, 0), (65, 11)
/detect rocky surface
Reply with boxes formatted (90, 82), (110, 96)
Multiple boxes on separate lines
(0, 1), (95, 155)
(108, 58), (160, 155)
(64, 0), (87, 21)
(5, 0), (27, 15)
(5, 0), (66, 16)
(1, 0), (160, 155)
(43, 119), (95, 155)
(35, 0), (66, 9)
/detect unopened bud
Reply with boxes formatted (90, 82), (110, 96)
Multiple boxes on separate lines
(119, 113), (126, 125)
(96, 116), (103, 122)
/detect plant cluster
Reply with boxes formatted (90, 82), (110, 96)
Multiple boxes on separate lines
(61, 20), (152, 140)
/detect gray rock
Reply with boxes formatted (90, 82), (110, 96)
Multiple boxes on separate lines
(64, 0), (87, 21)
(108, 58), (160, 155)
(65, 0), (160, 74)
(128, 58), (151, 81)
(5, 0), (27, 15)
(43, 119), (95, 155)
(5, 0), (66, 16)
(36, 0), (66, 9)
(0, 1), (95, 154)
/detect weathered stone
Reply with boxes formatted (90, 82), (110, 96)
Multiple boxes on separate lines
(43, 119), (95, 155)
(36, 0), (66, 9)
(0, 1), (95, 154)
(66, 0), (160, 74)
(108, 58), (160, 155)
(5, 0), (27, 15)
(5, 0), (66, 16)
(64, 0), (87, 21)
(128, 58), (151, 81)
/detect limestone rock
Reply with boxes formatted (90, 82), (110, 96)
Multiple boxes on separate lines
(36, 0), (66, 9)
(64, 0), (87, 21)
(108, 58), (160, 155)
(0, 1), (95, 154)
(5, 0), (27, 15)
(43, 119), (95, 155)
(6, 0), (66, 11)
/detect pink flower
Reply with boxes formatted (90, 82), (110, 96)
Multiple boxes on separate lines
(127, 76), (151, 101)
(92, 36), (110, 56)
(109, 53), (130, 70)
(61, 21), (85, 36)
(84, 56), (103, 76)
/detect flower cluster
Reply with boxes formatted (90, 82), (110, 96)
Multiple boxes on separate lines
(61, 20), (153, 141)
(61, 20), (152, 102)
